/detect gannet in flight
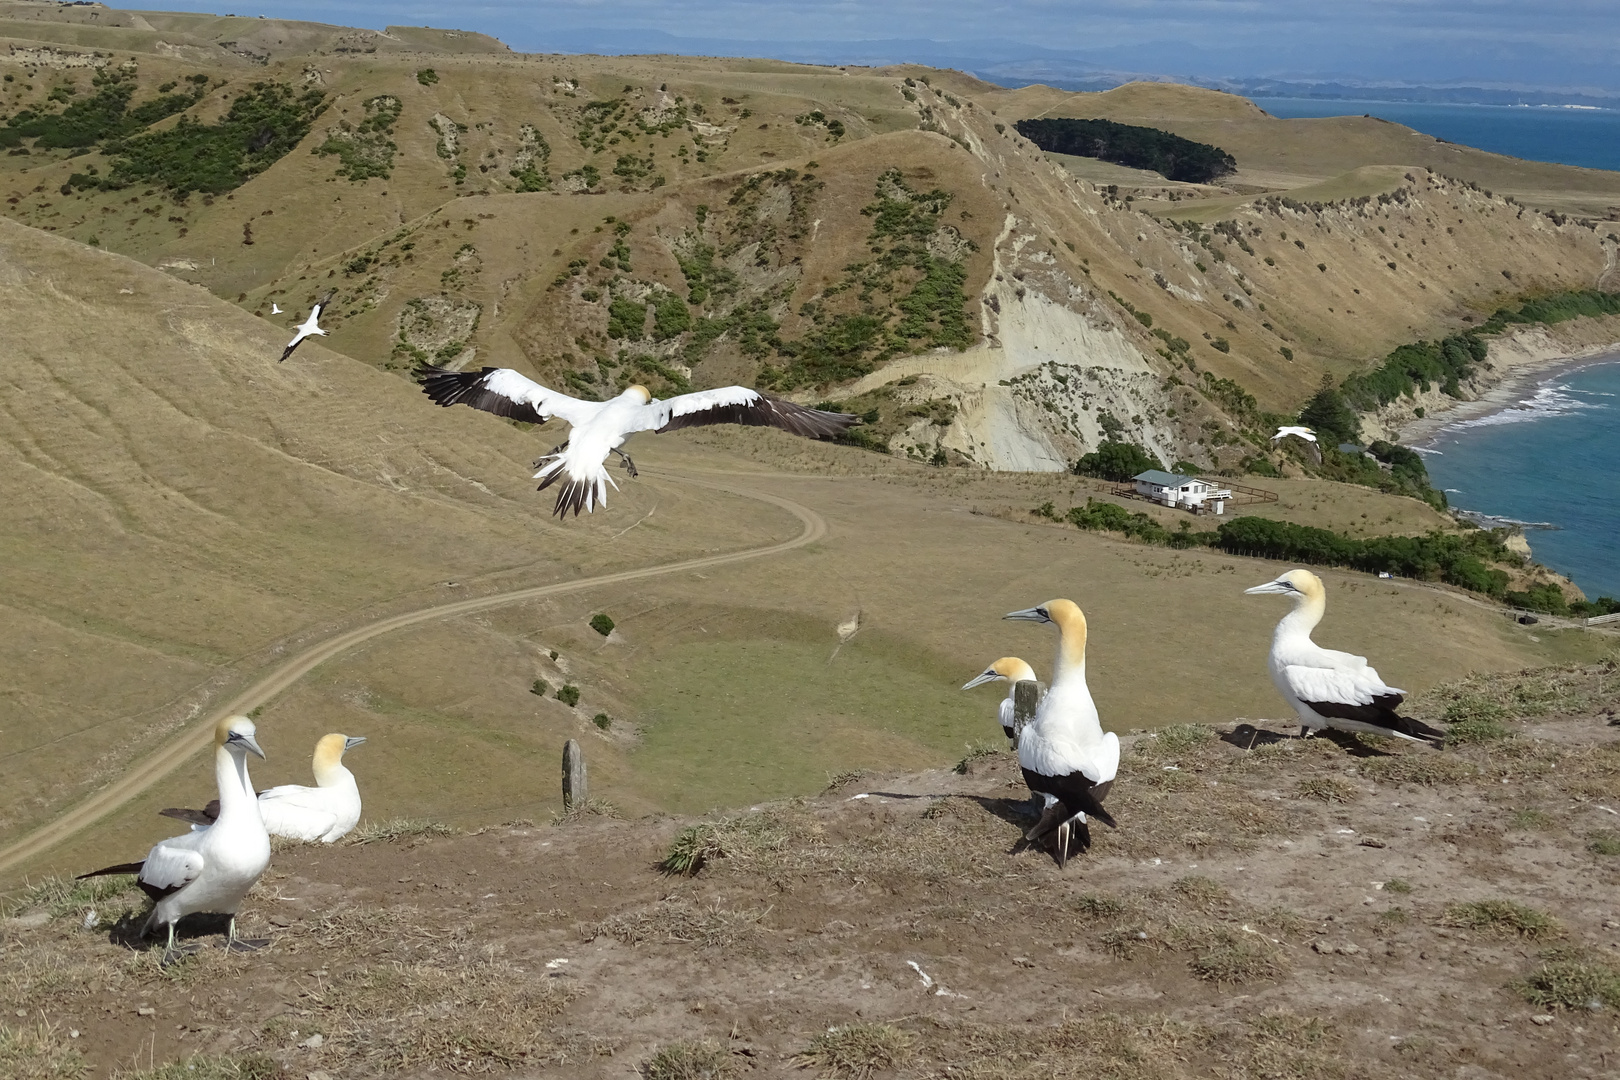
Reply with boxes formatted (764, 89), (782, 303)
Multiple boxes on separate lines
(1245, 569), (1444, 744)
(962, 657), (1039, 745)
(80, 716), (272, 964)
(279, 290), (333, 361)
(161, 733), (367, 843)
(1271, 425), (1317, 443)
(270, 302), (283, 315)
(1004, 600), (1119, 867)
(416, 365), (859, 516)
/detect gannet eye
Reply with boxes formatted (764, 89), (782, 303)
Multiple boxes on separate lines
(1037, 608), (1049, 619)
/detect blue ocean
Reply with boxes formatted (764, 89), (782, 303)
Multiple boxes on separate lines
(1255, 98), (1620, 173)
(1421, 361), (1620, 601)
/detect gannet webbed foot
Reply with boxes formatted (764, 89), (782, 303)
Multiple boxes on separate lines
(225, 937), (271, 953)
(611, 448), (638, 477)
(533, 442), (569, 470)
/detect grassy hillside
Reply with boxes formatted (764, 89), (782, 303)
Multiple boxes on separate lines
(0, 14), (1615, 475)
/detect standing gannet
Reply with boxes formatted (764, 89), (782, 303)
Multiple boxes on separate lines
(161, 733), (367, 843)
(279, 290), (333, 361)
(417, 365), (858, 516)
(1004, 600), (1119, 867)
(962, 657), (1039, 745)
(80, 716), (272, 964)
(1245, 569), (1444, 744)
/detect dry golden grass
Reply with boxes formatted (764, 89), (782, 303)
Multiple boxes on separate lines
(644, 1039), (741, 1080)
(0, 1021), (89, 1080)
(591, 899), (771, 949)
(793, 1023), (913, 1080)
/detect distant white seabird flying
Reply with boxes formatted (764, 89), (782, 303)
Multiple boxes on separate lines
(1245, 568), (1444, 744)
(1271, 425), (1317, 444)
(270, 302), (283, 315)
(279, 290), (333, 362)
(962, 656), (1039, 745)
(80, 716), (272, 964)
(1004, 600), (1119, 867)
(162, 733), (367, 843)
(417, 365), (859, 516)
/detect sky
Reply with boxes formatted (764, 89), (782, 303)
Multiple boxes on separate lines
(109, 2), (1620, 93)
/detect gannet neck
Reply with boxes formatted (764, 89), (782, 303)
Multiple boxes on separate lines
(1275, 578), (1326, 645)
(1046, 600), (1088, 686)
(214, 742), (257, 822)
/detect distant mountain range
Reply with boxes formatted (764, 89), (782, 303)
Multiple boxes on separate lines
(524, 27), (1620, 108)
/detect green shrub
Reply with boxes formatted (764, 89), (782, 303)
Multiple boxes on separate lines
(1442, 899), (1561, 939)
(1517, 959), (1620, 1010)
(606, 298), (646, 339)
(416, 68), (439, 86)
(593, 713), (612, 730)
(1506, 582), (1570, 615)
(556, 684), (581, 707)
(316, 94), (400, 181)
(530, 678), (549, 696)
(97, 82), (326, 196)
(1015, 117), (1236, 182)
(1072, 440), (1162, 481)
(589, 613), (615, 636)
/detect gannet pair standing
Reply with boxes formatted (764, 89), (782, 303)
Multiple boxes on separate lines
(416, 365), (858, 517)
(161, 733), (368, 842)
(966, 601), (1120, 868)
(80, 717), (272, 964)
(1246, 568), (1444, 744)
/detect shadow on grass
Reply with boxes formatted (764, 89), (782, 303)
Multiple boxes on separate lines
(1220, 723), (1393, 758)
(107, 909), (234, 952)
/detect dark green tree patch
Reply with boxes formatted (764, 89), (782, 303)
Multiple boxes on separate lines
(1015, 117), (1236, 183)
(316, 94), (400, 181)
(1072, 440), (1163, 481)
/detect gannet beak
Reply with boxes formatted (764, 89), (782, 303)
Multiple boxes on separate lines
(1244, 580), (1293, 595)
(962, 670), (1003, 691)
(1003, 607), (1051, 623)
(344, 736), (367, 751)
(229, 731), (267, 760)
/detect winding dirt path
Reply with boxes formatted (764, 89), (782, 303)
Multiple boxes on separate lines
(0, 478), (825, 875)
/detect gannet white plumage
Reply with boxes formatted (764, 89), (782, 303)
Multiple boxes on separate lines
(417, 365), (859, 516)
(270, 302), (283, 315)
(278, 290), (333, 362)
(1245, 568), (1444, 744)
(1004, 600), (1119, 867)
(161, 733), (367, 843)
(962, 657), (1038, 745)
(1271, 425), (1318, 443)
(79, 716), (272, 964)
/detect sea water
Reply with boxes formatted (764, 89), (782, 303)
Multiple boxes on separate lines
(1421, 360), (1620, 600)
(1255, 98), (1620, 173)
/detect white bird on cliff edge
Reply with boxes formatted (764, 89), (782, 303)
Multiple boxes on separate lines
(416, 364), (859, 517)
(1004, 600), (1119, 868)
(1271, 425), (1317, 444)
(161, 733), (368, 843)
(79, 716), (272, 965)
(279, 290), (333, 361)
(1245, 568), (1445, 745)
(962, 656), (1039, 745)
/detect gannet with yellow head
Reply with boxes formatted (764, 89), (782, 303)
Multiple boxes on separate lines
(962, 657), (1039, 744)
(80, 716), (272, 964)
(1003, 600), (1119, 867)
(416, 365), (858, 517)
(1245, 568), (1444, 744)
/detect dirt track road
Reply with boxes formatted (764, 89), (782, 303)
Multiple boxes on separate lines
(0, 477), (824, 876)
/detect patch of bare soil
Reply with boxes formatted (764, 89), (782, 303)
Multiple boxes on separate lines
(4, 663), (1620, 1079)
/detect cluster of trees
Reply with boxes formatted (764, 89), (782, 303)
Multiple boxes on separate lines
(1072, 439), (1162, 482)
(2, 69), (208, 151)
(1014, 118), (1236, 184)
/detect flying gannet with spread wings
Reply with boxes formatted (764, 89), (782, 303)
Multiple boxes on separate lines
(416, 365), (859, 516)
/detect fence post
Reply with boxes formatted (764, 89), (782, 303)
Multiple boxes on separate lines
(562, 739), (587, 811)
(1012, 679), (1044, 744)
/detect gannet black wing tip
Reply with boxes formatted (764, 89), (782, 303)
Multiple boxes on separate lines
(418, 364), (549, 425)
(77, 860), (147, 880)
(657, 390), (860, 441)
(278, 341), (298, 362)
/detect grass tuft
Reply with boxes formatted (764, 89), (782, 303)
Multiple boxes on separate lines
(1383, 878), (1413, 894)
(0, 1021), (89, 1080)
(1517, 958), (1620, 1011)
(111, 1054), (278, 1079)
(1190, 938), (1281, 984)
(660, 815), (785, 876)
(644, 1039), (739, 1080)
(1295, 776), (1358, 803)
(1589, 832), (1620, 856)
(953, 739), (1005, 774)
(793, 1022), (912, 1079)
(1441, 899), (1562, 939)
(1074, 893), (1128, 920)
(552, 797), (621, 825)
(346, 818), (455, 845)
(3, 874), (141, 920)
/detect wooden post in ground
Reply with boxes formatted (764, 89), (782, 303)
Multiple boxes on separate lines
(1012, 679), (1044, 744)
(562, 739), (587, 811)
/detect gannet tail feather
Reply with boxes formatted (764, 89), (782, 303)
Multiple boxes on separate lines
(158, 799), (221, 827)
(1021, 769), (1117, 836)
(1299, 694), (1445, 745)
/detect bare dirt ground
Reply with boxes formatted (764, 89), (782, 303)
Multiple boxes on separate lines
(5, 661), (1619, 1079)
